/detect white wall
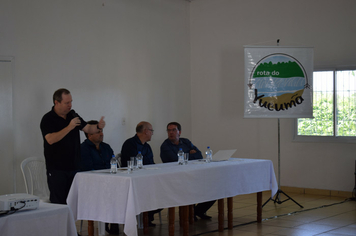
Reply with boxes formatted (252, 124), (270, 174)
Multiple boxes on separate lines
(190, 0), (356, 192)
(0, 0), (191, 195)
(1, 0), (355, 195)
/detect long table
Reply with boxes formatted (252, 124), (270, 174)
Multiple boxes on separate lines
(67, 158), (278, 236)
(0, 201), (77, 236)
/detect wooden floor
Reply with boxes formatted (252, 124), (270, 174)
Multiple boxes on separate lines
(76, 191), (356, 236)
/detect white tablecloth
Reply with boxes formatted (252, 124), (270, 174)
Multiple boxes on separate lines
(67, 158), (278, 236)
(0, 202), (77, 236)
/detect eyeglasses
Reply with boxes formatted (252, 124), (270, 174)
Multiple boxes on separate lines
(148, 129), (154, 134)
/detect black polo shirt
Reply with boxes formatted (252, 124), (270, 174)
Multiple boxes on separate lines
(40, 107), (87, 171)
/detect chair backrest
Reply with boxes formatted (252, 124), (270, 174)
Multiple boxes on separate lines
(20, 157), (50, 202)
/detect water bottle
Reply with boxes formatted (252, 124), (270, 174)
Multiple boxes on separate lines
(110, 154), (118, 174)
(136, 151), (143, 169)
(205, 146), (213, 163)
(177, 148), (184, 165)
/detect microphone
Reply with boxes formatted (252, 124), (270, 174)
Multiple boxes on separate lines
(68, 110), (83, 128)
(69, 110), (78, 118)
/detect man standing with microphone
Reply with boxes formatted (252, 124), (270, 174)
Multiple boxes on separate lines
(40, 88), (105, 204)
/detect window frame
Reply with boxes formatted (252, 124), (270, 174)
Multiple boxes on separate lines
(294, 67), (356, 143)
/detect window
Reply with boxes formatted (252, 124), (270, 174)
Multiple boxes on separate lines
(296, 69), (356, 140)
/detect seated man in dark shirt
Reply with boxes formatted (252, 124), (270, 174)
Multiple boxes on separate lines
(120, 121), (155, 167)
(80, 120), (118, 235)
(121, 121), (161, 226)
(160, 123), (202, 163)
(80, 120), (114, 171)
(160, 122), (215, 221)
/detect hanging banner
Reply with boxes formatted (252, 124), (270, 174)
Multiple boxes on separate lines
(244, 46), (313, 118)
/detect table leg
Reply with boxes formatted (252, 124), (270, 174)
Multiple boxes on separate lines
(227, 197), (233, 229)
(179, 206), (183, 228)
(88, 220), (94, 236)
(257, 192), (262, 223)
(168, 207), (175, 236)
(182, 206), (189, 236)
(218, 199), (224, 232)
(143, 212), (149, 235)
(189, 205), (194, 224)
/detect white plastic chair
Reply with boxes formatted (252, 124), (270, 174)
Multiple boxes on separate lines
(20, 156), (50, 202)
(21, 157), (87, 234)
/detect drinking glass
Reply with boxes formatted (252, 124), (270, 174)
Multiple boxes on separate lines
(127, 160), (133, 173)
(130, 157), (138, 169)
(184, 153), (189, 165)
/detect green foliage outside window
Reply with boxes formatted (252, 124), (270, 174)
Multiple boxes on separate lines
(298, 89), (356, 136)
(298, 70), (356, 137)
(336, 94), (356, 136)
(298, 92), (334, 136)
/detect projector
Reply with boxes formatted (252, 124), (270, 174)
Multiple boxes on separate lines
(0, 193), (40, 212)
